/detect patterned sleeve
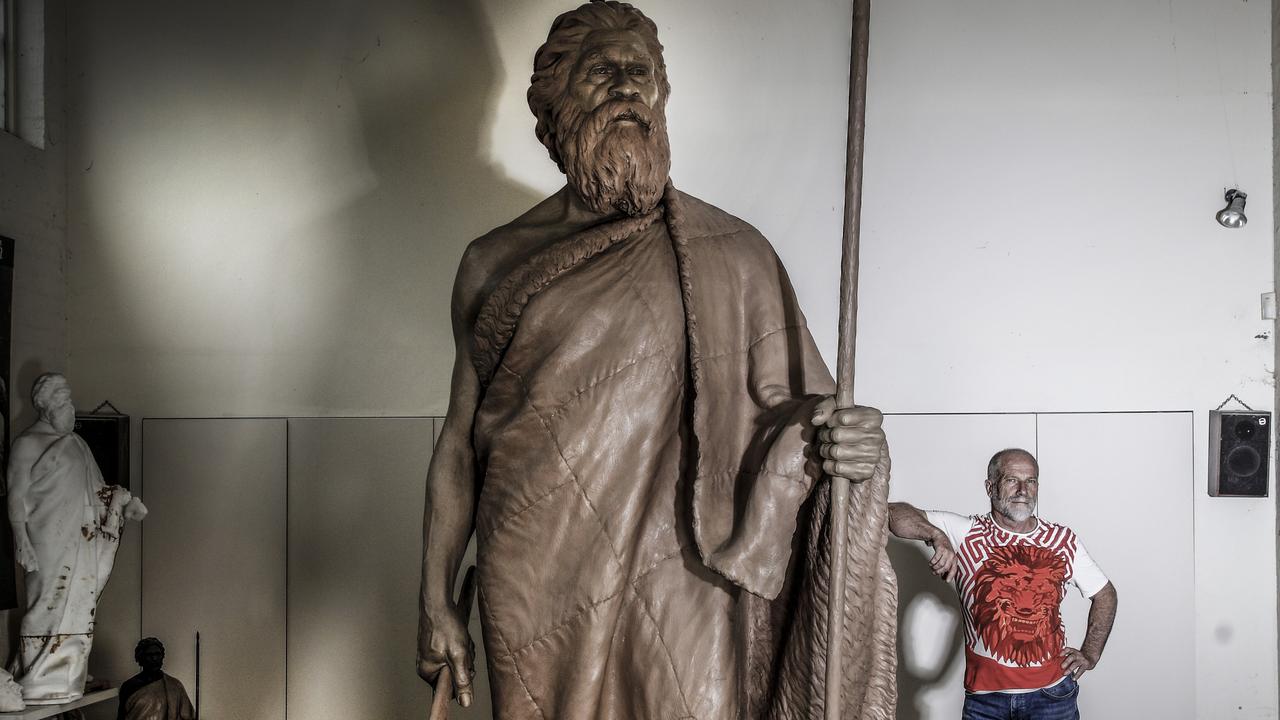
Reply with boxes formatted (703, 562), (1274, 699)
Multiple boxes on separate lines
(1069, 537), (1110, 598)
(924, 510), (973, 550)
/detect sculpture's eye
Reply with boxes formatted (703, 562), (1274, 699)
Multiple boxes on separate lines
(588, 64), (612, 76)
(627, 66), (648, 76)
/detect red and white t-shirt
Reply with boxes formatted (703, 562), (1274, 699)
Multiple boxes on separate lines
(925, 511), (1109, 694)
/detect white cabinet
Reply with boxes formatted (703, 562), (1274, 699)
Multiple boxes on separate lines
(141, 417), (446, 720)
(141, 418), (288, 720)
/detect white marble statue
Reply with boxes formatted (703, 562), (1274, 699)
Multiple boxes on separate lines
(6, 373), (147, 705)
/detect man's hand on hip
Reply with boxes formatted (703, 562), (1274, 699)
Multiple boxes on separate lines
(1060, 647), (1097, 680)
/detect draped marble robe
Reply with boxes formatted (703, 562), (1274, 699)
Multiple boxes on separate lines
(12, 433), (132, 704)
(468, 186), (897, 720)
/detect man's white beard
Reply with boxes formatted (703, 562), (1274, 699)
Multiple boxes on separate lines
(993, 495), (1036, 524)
(554, 96), (671, 217)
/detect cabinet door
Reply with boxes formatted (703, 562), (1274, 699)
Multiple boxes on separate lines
(141, 418), (287, 720)
(288, 418), (484, 719)
(883, 413), (1038, 720)
(1038, 412), (1194, 720)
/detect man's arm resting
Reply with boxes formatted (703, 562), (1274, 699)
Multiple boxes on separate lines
(1062, 581), (1118, 678)
(888, 502), (957, 581)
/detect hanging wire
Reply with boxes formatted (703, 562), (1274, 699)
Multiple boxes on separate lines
(1214, 394), (1254, 412)
(88, 400), (124, 415)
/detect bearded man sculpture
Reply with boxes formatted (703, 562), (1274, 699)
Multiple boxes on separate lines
(417, 3), (898, 718)
(7, 373), (147, 704)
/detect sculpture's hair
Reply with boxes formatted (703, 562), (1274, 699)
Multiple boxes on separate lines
(986, 448), (1039, 485)
(30, 372), (68, 413)
(134, 637), (164, 664)
(528, 0), (669, 171)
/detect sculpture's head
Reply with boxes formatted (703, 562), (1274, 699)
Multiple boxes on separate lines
(31, 373), (75, 436)
(135, 637), (165, 672)
(985, 448), (1039, 525)
(528, 0), (672, 217)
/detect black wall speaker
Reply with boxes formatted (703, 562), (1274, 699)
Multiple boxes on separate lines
(75, 412), (130, 490)
(1209, 410), (1270, 497)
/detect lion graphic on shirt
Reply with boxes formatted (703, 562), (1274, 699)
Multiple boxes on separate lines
(972, 544), (1068, 665)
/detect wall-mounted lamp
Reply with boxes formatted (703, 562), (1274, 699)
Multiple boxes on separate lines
(1216, 189), (1247, 229)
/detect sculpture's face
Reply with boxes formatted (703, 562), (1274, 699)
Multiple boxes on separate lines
(41, 385), (76, 435)
(551, 28), (671, 217)
(987, 454), (1038, 524)
(567, 30), (661, 116)
(139, 646), (164, 672)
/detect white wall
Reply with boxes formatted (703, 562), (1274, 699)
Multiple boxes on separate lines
(65, 0), (1275, 717)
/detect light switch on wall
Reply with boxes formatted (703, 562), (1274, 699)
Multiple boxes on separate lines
(1262, 292), (1276, 320)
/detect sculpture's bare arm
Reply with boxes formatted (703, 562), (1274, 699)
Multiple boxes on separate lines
(7, 434), (42, 572)
(416, 244), (494, 708)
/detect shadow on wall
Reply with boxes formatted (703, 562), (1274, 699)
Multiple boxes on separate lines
(67, 0), (547, 416)
(889, 538), (964, 720)
(295, 0), (546, 411)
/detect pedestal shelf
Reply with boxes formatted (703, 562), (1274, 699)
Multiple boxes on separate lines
(0, 688), (119, 719)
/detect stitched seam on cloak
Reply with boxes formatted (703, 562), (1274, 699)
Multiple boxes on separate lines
(544, 350), (680, 422)
(539, 222), (683, 419)
(613, 241), (683, 383)
(483, 585), (550, 720)
(521, 379), (694, 718)
(698, 323), (808, 361)
(677, 229), (739, 243)
(478, 358), (676, 543)
(508, 548), (684, 659)
(471, 210), (662, 388)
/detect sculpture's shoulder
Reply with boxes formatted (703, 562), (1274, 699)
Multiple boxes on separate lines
(670, 190), (779, 262)
(10, 428), (54, 461)
(163, 672), (191, 692)
(453, 193), (569, 318)
(463, 192), (570, 271)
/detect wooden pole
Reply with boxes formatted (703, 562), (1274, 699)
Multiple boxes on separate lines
(825, 1), (870, 718)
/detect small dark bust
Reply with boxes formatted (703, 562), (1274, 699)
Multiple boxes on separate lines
(117, 638), (195, 720)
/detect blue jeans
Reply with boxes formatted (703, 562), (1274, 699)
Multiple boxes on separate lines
(961, 676), (1080, 720)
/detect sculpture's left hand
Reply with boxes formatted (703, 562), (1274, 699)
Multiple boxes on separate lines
(811, 397), (884, 483)
(124, 497), (148, 522)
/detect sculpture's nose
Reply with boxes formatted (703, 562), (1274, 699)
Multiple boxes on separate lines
(608, 77), (642, 102)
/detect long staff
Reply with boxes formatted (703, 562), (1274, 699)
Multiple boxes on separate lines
(825, 1), (871, 719)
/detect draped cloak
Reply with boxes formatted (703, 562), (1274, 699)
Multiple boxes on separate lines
(11, 433), (132, 704)
(469, 186), (897, 720)
(119, 673), (196, 720)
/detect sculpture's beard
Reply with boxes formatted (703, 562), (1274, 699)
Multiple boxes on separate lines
(555, 97), (671, 217)
(46, 404), (75, 435)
